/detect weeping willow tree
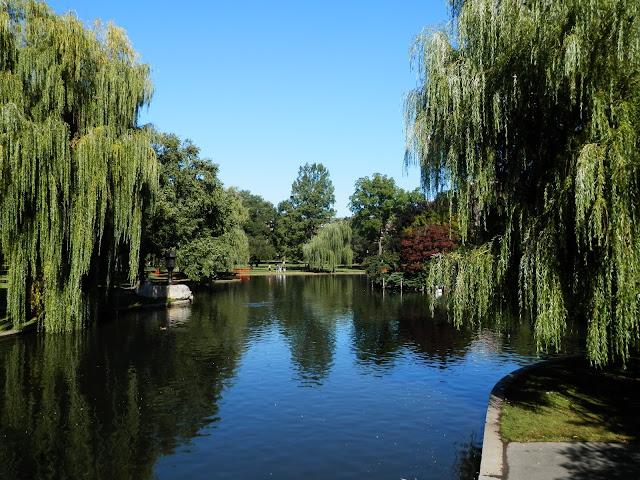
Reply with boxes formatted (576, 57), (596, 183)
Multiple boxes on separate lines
(0, 1), (156, 331)
(405, 0), (640, 366)
(302, 221), (353, 273)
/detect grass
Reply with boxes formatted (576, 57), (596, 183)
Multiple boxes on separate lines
(239, 263), (365, 275)
(501, 356), (640, 443)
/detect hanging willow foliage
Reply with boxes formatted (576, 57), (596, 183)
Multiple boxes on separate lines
(303, 221), (353, 273)
(0, 1), (156, 332)
(405, 0), (640, 366)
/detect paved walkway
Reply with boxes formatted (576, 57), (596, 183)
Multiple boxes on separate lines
(479, 362), (640, 480)
(505, 441), (640, 479)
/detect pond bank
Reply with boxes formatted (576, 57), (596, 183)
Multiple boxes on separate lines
(0, 286), (195, 338)
(479, 356), (640, 480)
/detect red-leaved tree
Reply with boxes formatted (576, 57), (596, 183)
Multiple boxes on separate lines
(400, 224), (459, 274)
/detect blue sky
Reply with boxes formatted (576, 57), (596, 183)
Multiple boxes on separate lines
(46, 0), (450, 217)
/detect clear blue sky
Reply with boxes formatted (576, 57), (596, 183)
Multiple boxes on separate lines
(46, 0), (450, 217)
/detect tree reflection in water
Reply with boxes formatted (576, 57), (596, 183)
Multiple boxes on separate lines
(0, 275), (579, 480)
(0, 301), (247, 480)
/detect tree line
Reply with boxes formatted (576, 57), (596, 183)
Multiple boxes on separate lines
(144, 132), (455, 282)
(2, 0), (639, 366)
(0, 0), (451, 333)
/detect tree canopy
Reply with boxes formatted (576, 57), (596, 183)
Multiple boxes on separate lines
(275, 163), (336, 260)
(143, 133), (248, 282)
(400, 215), (459, 276)
(405, 0), (640, 365)
(302, 220), (353, 273)
(238, 190), (277, 265)
(349, 173), (422, 257)
(0, 1), (156, 331)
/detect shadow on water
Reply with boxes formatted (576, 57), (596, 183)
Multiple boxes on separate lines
(454, 432), (482, 480)
(0, 302), (248, 480)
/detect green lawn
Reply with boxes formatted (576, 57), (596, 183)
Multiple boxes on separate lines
(501, 356), (640, 443)
(241, 263), (365, 275)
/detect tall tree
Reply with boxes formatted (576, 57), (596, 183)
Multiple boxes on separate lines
(274, 163), (335, 260)
(0, 1), (156, 331)
(348, 173), (421, 257)
(405, 0), (640, 365)
(143, 133), (248, 282)
(302, 220), (353, 273)
(238, 190), (277, 266)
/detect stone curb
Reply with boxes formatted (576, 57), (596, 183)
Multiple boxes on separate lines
(478, 358), (574, 480)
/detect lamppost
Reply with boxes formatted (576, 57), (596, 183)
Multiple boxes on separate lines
(165, 250), (176, 285)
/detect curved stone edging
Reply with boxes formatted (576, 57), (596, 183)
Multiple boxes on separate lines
(478, 357), (576, 480)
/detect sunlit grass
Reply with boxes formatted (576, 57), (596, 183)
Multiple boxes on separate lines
(501, 357), (640, 443)
(244, 264), (365, 275)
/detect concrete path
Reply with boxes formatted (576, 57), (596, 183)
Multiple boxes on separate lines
(506, 442), (640, 479)
(478, 361), (640, 480)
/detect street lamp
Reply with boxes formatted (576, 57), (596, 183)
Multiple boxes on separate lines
(165, 250), (176, 285)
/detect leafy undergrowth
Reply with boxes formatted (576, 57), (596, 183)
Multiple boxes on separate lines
(501, 356), (640, 443)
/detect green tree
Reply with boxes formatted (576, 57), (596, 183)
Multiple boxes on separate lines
(143, 134), (248, 282)
(274, 163), (336, 260)
(405, 0), (640, 365)
(302, 220), (353, 272)
(348, 173), (422, 257)
(177, 221), (248, 282)
(0, 1), (156, 331)
(385, 197), (460, 256)
(238, 190), (277, 266)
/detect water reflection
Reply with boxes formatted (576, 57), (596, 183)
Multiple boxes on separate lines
(1, 335), (158, 480)
(0, 302), (247, 480)
(351, 290), (403, 370)
(0, 275), (582, 480)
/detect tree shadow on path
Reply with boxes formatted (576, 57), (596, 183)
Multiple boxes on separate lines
(559, 442), (640, 480)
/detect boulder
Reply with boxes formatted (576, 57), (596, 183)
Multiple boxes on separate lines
(136, 281), (193, 301)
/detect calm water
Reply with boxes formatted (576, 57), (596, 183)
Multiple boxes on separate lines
(0, 275), (582, 480)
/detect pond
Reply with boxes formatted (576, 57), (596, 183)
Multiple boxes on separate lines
(0, 275), (583, 480)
